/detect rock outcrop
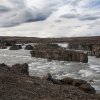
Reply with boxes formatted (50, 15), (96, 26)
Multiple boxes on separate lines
(91, 44), (100, 58)
(43, 73), (96, 94)
(9, 45), (22, 50)
(25, 45), (34, 50)
(0, 44), (7, 49)
(0, 64), (99, 100)
(12, 63), (29, 75)
(68, 43), (100, 58)
(30, 44), (88, 63)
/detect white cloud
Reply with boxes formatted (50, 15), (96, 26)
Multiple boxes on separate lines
(0, 0), (99, 37)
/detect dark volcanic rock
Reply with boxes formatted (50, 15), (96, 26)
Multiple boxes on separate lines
(92, 45), (100, 58)
(43, 73), (62, 85)
(4, 41), (16, 46)
(68, 43), (100, 58)
(34, 43), (60, 50)
(79, 83), (96, 94)
(0, 45), (7, 49)
(73, 79), (87, 87)
(12, 63), (29, 75)
(0, 64), (99, 100)
(60, 77), (74, 85)
(43, 74), (96, 94)
(9, 45), (22, 50)
(25, 45), (34, 50)
(30, 44), (88, 63)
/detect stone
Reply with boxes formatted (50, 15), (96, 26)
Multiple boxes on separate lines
(73, 79), (87, 87)
(42, 73), (52, 81)
(60, 77), (74, 85)
(43, 73), (62, 85)
(0, 45), (7, 49)
(30, 44), (88, 63)
(9, 45), (22, 50)
(25, 45), (34, 50)
(79, 83), (96, 94)
(12, 63), (29, 75)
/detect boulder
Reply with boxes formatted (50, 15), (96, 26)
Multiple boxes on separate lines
(0, 45), (7, 49)
(43, 73), (52, 81)
(73, 79), (87, 86)
(60, 77), (74, 85)
(9, 45), (22, 50)
(12, 63), (29, 75)
(34, 43), (60, 50)
(43, 73), (62, 85)
(79, 83), (96, 94)
(0, 63), (10, 73)
(36, 50), (87, 63)
(25, 45), (34, 50)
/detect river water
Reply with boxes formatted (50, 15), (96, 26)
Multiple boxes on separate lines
(0, 44), (100, 92)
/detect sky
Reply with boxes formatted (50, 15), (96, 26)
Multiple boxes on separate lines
(0, 0), (99, 37)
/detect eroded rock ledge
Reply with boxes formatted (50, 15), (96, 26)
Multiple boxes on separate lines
(30, 43), (88, 63)
(0, 63), (99, 100)
(68, 43), (100, 58)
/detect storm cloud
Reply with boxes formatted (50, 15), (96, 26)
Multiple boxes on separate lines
(0, 0), (64, 27)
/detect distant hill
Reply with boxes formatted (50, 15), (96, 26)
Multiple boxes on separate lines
(0, 36), (100, 44)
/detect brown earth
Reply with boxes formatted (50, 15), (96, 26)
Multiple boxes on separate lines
(0, 36), (100, 44)
(0, 63), (100, 100)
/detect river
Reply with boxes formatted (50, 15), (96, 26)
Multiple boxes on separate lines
(0, 44), (100, 92)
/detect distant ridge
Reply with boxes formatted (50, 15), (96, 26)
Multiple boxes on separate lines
(0, 36), (100, 44)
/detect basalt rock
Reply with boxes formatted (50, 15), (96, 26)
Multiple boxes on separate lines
(0, 64), (99, 100)
(68, 43), (100, 58)
(60, 77), (74, 85)
(34, 43), (60, 50)
(25, 45), (34, 50)
(43, 73), (96, 94)
(0, 44), (7, 49)
(73, 79), (87, 87)
(30, 44), (88, 63)
(12, 63), (29, 75)
(42, 73), (62, 85)
(91, 44), (100, 58)
(9, 45), (22, 50)
(79, 83), (96, 94)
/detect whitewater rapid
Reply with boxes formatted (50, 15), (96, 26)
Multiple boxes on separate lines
(0, 45), (100, 92)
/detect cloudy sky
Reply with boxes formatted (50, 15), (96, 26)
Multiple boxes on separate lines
(0, 0), (99, 37)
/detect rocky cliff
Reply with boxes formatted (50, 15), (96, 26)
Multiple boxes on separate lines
(68, 43), (100, 58)
(30, 44), (88, 63)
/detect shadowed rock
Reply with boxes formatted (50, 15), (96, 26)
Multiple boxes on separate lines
(60, 77), (74, 85)
(9, 45), (22, 50)
(73, 79), (87, 87)
(30, 44), (88, 63)
(79, 83), (96, 94)
(0, 44), (7, 49)
(43, 73), (96, 94)
(25, 45), (34, 50)
(42, 73), (62, 85)
(0, 64), (99, 100)
(12, 63), (29, 75)
(68, 43), (100, 58)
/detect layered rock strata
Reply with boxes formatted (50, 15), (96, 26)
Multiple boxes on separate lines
(30, 44), (88, 63)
